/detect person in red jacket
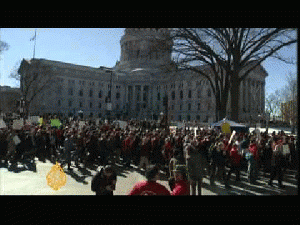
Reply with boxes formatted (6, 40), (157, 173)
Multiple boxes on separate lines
(171, 165), (190, 196)
(128, 165), (170, 195)
(226, 142), (242, 184)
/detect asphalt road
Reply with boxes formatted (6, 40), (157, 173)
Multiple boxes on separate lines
(0, 158), (297, 195)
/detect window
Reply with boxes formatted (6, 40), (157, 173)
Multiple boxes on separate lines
(58, 100), (61, 107)
(187, 115), (191, 121)
(188, 90), (192, 98)
(180, 104), (182, 111)
(196, 115), (200, 121)
(180, 90), (183, 99)
(178, 115), (182, 121)
(89, 89), (93, 97)
(171, 91), (175, 100)
(197, 90), (201, 98)
(207, 89), (211, 97)
(116, 104), (120, 110)
(68, 87), (73, 96)
(157, 93), (161, 101)
(90, 102), (93, 108)
(98, 102), (102, 109)
(116, 92), (120, 99)
(79, 102), (83, 108)
(198, 103), (201, 110)
(188, 103), (191, 110)
(143, 92), (147, 102)
(79, 89), (83, 97)
(98, 91), (102, 98)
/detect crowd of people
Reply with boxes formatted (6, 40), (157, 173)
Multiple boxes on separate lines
(0, 118), (298, 195)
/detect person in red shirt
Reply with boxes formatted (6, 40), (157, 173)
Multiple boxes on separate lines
(226, 142), (242, 184)
(171, 165), (190, 196)
(128, 165), (170, 195)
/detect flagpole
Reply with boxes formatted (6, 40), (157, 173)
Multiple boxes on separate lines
(33, 28), (37, 59)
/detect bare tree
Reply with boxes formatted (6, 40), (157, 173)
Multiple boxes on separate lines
(265, 91), (282, 121)
(280, 72), (297, 133)
(16, 59), (56, 117)
(166, 28), (297, 121)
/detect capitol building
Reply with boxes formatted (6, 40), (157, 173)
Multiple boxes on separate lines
(18, 28), (267, 123)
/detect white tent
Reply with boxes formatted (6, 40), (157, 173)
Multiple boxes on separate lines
(211, 118), (249, 133)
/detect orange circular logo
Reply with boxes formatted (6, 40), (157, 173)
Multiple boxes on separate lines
(46, 162), (67, 191)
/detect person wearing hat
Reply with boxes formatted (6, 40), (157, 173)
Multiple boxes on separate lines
(128, 165), (170, 195)
(91, 165), (117, 195)
(171, 165), (190, 195)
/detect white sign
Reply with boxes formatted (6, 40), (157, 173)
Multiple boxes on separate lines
(118, 120), (128, 130)
(96, 118), (100, 126)
(28, 116), (40, 124)
(13, 119), (24, 130)
(79, 121), (86, 130)
(282, 144), (290, 155)
(0, 119), (6, 129)
(13, 135), (21, 145)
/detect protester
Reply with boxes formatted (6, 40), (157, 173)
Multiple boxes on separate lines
(128, 165), (170, 195)
(209, 142), (228, 187)
(269, 138), (285, 188)
(62, 132), (75, 170)
(183, 138), (206, 195)
(227, 142), (242, 185)
(171, 165), (190, 195)
(91, 165), (117, 195)
(247, 139), (259, 184)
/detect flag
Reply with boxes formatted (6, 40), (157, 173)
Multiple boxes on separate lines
(30, 29), (37, 41)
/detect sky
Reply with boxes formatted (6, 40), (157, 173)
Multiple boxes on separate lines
(0, 28), (297, 97)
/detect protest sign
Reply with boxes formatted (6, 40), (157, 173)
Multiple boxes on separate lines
(28, 116), (40, 124)
(0, 119), (6, 129)
(79, 121), (85, 130)
(229, 130), (236, 145)
(118, 121), (128, 130)
(221, 122), (231, 134)
(282, 144), (290, 155)
(13, 119), (24, 130)
(51, 119), (61, 128)
(39, 118), (45, 125)
(13, 135), (21, 145)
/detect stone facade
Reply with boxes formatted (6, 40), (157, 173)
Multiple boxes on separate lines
(18, 28), (267, 122)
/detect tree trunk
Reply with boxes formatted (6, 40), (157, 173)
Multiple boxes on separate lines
(230, 78), (241, 122)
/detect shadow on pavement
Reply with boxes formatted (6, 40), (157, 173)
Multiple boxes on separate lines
(64, 169), (89, 185)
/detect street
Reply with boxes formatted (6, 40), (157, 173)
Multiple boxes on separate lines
(0, 158), (297, 195)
